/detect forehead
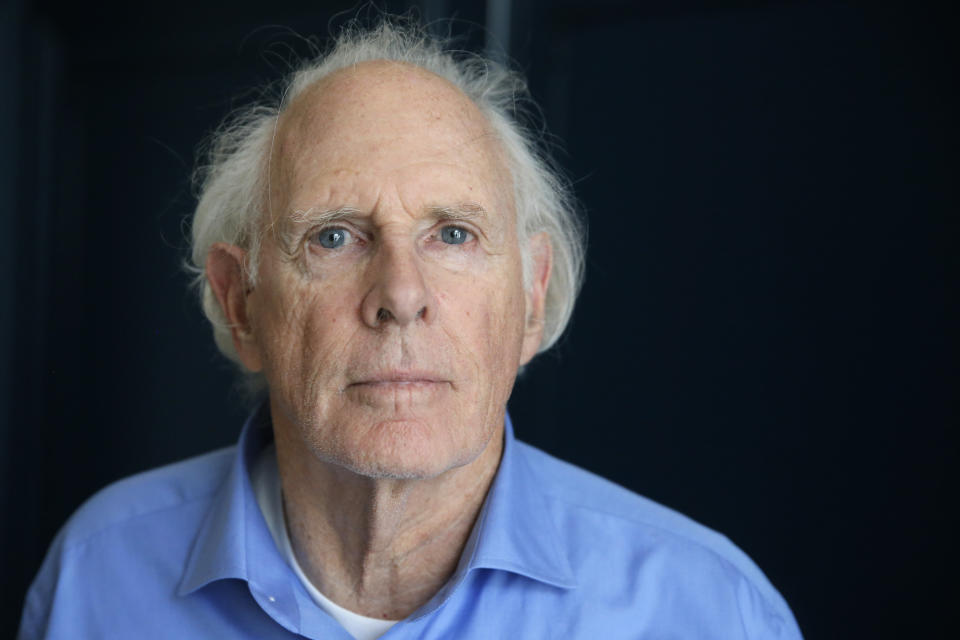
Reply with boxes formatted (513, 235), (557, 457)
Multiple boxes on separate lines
(271, 61), (512, 216)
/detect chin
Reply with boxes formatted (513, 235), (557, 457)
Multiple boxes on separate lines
(322, 416), (487, 480)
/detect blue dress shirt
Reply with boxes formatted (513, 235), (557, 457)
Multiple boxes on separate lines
(19, 405), (802, 639)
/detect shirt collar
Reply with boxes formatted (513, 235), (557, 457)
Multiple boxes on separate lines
(178, 404), (576, 611)
(458, 412), (576, 588)
(178, 403), (302, 630)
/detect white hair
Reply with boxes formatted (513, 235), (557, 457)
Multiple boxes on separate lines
(189, 17), (585, 379)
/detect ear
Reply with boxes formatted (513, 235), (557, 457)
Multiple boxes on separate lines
(519, 232), (553, 366)
(206, 242), (263, 372)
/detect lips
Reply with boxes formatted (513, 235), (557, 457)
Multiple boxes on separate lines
(347, 371), (449, 388)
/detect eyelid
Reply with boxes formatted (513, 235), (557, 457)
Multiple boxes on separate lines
(428, 225), (471, 248)
(437, 222), (477, 240)
(306, 224), (365, 252)
(304, 220), (479, 250)
(308, 222), (360, 240)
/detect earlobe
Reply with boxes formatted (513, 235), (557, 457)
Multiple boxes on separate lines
(519, 232), (553, 366)
(205, 243), (263, 372)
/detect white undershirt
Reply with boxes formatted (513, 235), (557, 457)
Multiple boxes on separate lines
(251, 444), (400, 640)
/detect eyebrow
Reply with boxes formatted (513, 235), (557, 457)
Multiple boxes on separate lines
(286, 205), (361, 228)
(286, 202), (488, 228)
(426, 203), (489, 222)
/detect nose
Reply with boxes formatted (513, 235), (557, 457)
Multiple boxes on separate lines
(361, 241), (437, 329)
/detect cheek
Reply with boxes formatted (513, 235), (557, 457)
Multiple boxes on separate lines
(257, 289), (308, 377)
(445, 277), (525, 375)
(255, 271), (351, 383)
(487, 305), (524, 373)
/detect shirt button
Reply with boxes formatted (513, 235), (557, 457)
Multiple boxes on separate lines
(268, 596), (276, 603)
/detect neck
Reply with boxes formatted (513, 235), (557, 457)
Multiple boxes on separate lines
(273, 414), (504, 620)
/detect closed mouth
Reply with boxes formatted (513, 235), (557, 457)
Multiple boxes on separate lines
(346, 371), (449, 389)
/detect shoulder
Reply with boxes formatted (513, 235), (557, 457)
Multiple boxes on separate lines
(515, 441), (801, 638)
(517, 440), (751, 563)
(518, 441), (719, 536)
(57, 446), (235, 550)
(19, 447), (236, 639)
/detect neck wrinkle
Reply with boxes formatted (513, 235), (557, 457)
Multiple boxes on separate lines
(274, 421), (504, 620)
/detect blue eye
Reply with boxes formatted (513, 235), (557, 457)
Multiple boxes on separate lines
(440, 226), (470, 245)
(315, 227), (351, 249)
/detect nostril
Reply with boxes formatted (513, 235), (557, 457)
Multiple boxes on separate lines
(416, 306), (426, 319)
(376, 308), (393, 323)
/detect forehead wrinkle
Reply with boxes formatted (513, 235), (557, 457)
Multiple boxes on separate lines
(271, 61), (516, 243)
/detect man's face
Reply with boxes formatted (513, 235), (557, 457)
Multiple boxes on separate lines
(231, 62), (546, 479)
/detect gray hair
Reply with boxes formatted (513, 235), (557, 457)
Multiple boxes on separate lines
(189, 18), (585, 378)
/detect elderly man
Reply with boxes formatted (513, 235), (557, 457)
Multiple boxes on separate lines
(19, 20), (801, 640)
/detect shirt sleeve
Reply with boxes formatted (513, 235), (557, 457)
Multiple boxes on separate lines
(735, 571), (804, 640)
(17, 538), (61, 640)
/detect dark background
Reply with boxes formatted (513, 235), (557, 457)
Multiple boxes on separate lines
(2, 0), (955, 637)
